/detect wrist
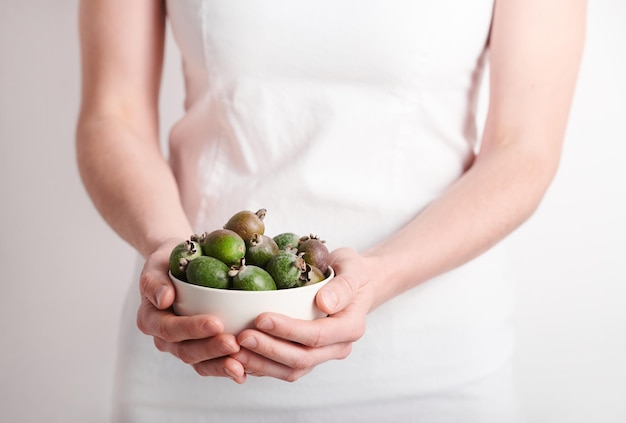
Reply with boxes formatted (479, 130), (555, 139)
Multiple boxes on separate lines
(362, 246), (424, 310)
(361, 253), (394, 310)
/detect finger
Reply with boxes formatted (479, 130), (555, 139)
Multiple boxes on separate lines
(231, 349), (311, 382)
(232, 338), (350, 382)
(250, 309), (366, 348)
(239, 329), (353, 368)
(139, 253), (177, 310)
(317, 248), (369, 315)
(153, 333), (240, 365)
(192, 356), (247, 384)
(316, 275), (363, 315)
(137, 296), (224, 342)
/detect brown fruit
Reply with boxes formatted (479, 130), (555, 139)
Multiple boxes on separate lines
(223, 209), (267, 242)
(297, 234), (330, 274)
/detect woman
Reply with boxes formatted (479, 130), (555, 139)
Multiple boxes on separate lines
(76, 0), (586, 421)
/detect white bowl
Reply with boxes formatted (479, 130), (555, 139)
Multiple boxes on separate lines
(170, 267), (334, 334)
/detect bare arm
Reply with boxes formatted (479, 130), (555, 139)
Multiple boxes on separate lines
(76, 0), (245, 383)
(76, 0), (192, 257)
(361, 0), (587, 307)
(231, 0), (587, 382)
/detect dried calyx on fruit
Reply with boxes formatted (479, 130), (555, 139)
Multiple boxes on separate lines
(300, 263), (326, 286)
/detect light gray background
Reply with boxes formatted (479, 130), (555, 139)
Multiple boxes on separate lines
(1, 1), (624, 422)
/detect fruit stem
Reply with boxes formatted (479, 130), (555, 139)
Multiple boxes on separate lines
(228, 257), (247, 277)
(185, 240), (197, 254)
(256, 208), (267, 221)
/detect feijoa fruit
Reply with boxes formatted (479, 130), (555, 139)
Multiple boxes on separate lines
(185, 256), (230, 289)
(301, 264), (326, 286)
(297, 234), (330, 274)
(272, 232), (301, 252)
(169, 240), (202, 281)
(228, 259), (276, 291)
(245, 233), (279, 267)
(223, 208), (267, 242)
(266, 250), (308, 289)
(198, 229), (246, 266)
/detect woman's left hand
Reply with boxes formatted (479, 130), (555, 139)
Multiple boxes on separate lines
(231, 247), (376, 382)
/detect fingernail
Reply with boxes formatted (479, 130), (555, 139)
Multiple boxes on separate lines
(203, 319), (222, 336)
(256, 318), (274, 331)
(233, 351), (248, 365)
(221, 338), (239, 354)
(321, 289), (338, 310)
(155, 285), (167, 308)
(224, 368), (237, 379)
(239, 336), (257, 349)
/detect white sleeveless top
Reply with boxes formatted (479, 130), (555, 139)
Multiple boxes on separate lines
(114, 1), (517, 420)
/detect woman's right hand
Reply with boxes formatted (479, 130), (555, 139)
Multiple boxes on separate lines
(136, 238), (247, 384)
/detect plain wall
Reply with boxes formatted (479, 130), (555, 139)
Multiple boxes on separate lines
(1, 1), (624, 422)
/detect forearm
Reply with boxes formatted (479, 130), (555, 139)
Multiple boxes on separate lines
(364, 140), (559, 309)
(363, 0), (585, 310)
(76, 114), (193, 258)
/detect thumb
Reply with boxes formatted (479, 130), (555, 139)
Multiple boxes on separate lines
(139, 240), (180, 309)
(316, 248), (362, 315)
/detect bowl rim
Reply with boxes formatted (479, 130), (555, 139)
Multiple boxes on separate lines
(169, 265), (334, 297)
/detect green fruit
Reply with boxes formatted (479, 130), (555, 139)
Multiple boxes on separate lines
(223, 208), (267, 242)
(185, 256), (230, 289)
(298, 234), (330, 274)
(266, 250), (307, 289)
(169, 240), (202, 281)
(245, 233), (279, 267)
(199, 229), (246, 266)
(273, 232), (301, 252)
(229, 259), (276, 291)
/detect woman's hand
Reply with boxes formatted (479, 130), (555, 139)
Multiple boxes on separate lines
(136, 238), (248, 384)
(231, 248), (376, 382)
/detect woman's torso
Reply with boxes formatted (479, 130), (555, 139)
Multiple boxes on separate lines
(115, 0), (517, 419)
